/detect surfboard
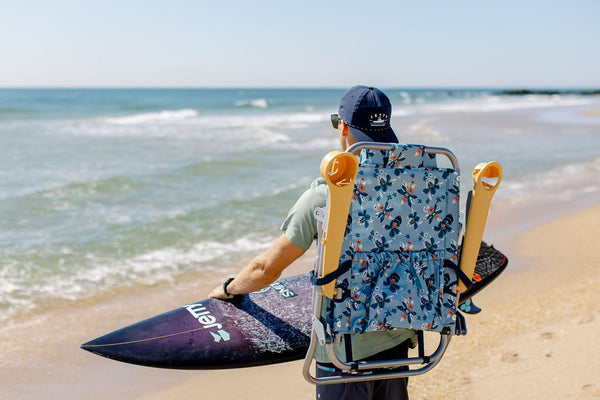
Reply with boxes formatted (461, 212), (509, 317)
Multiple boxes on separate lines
(82, 273), (312, 369)
(81, 242), (507, 370)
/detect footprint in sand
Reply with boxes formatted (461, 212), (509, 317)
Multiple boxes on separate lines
(460, 377), (471, 385)
(581, 383), (600, 398)
(501, 352), (519, 363)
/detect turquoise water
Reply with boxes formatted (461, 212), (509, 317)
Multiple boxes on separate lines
(1, 88), (599, 321)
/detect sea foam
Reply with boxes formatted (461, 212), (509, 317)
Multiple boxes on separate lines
(234, 98), (269, 108)
(104, 109), (199, 125)
(0, 235), (275, 323)
(495, 157), (600, 205)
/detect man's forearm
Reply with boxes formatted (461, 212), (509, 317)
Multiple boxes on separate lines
(225, 254), (280, 295)
(209, 234), (306, 299)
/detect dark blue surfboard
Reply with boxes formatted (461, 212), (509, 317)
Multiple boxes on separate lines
(81, 242), (507, 369)
(81, 274), (313, 369)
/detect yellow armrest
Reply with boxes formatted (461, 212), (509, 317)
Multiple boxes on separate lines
(457, 161), (502, 293)
(319, 151), (358, 299)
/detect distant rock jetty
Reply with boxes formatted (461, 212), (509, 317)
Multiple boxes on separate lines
(500, 89), (600, 96)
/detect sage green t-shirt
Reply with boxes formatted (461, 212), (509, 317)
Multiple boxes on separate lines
(280, 178), (328, 251)
(280, 178), (416, 363)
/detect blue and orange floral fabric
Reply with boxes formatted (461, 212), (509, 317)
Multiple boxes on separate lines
(323, 144), (460, 334)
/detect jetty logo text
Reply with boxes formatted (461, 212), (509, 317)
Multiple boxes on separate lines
(184, 303), (231, 343)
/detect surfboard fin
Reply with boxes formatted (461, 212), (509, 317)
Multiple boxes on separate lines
(459, 299), (482, 315)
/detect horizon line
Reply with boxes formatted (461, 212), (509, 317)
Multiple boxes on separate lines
(1, 85), (600, 90)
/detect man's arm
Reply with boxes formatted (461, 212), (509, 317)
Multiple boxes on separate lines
(209, 234), (306, 299)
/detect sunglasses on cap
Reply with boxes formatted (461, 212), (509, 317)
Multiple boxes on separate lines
(330, 114), (342, 130)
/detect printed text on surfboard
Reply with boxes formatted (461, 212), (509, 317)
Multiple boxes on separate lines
(184, 303), (230, 342)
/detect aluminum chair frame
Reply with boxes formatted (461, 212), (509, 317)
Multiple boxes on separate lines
(303, 142), (462, 385)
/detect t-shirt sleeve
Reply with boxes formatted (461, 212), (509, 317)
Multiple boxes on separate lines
(280, 179), (327, 251)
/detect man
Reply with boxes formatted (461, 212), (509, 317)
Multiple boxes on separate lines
(210, 86), (413, 400)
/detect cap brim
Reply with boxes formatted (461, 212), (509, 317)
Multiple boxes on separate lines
(347, 125), (398, 144)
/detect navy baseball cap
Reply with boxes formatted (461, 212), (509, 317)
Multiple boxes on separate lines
(339, 85), (398, 143)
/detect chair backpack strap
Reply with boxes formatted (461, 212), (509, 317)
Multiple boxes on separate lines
(444, 259), (473, 291)
(311, 259), (352, 287)
(344, 334), (354, 363)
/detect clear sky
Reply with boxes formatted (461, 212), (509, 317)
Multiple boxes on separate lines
(1, 0), (599, 88)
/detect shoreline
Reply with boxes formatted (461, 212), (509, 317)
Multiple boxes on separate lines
(1, 196), (599, 399)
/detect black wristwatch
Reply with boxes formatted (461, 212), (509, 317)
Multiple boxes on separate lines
(223, 277), (236, 299)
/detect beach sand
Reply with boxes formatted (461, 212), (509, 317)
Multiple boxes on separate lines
(407, 203), (600, 400)
(1, 200), (599, 399)
(135, 203), (600, 400)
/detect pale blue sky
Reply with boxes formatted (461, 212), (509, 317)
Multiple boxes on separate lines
(1, 0), (599, 88)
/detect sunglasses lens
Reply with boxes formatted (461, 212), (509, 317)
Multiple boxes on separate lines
(330, 114), (340, 129)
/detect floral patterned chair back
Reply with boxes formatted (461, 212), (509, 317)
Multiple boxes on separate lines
(323, 144), (462, 335)
(304, 142), (479, 385)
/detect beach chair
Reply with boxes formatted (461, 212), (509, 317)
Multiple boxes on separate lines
(303, 142), (471, 385)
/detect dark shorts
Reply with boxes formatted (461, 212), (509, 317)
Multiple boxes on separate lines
(315, 343), (410, 400)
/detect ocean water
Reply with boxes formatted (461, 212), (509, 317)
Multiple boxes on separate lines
(1, 88), (599, 322)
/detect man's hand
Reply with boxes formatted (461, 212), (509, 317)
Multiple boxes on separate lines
(208, 284), (230, 300)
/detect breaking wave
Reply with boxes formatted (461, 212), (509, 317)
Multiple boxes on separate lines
(234, 98), (269, 108)
(104, 109), (199, 125)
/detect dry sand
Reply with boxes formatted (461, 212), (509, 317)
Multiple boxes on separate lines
(1, 202), (599, 400)
(408, 203), (600, 400)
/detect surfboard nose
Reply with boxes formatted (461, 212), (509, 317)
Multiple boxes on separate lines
(80, 340), (95, 350)
(80, 336), (110, 351)
(79, 308), (185, 364)
(80, 330), (131, 360)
